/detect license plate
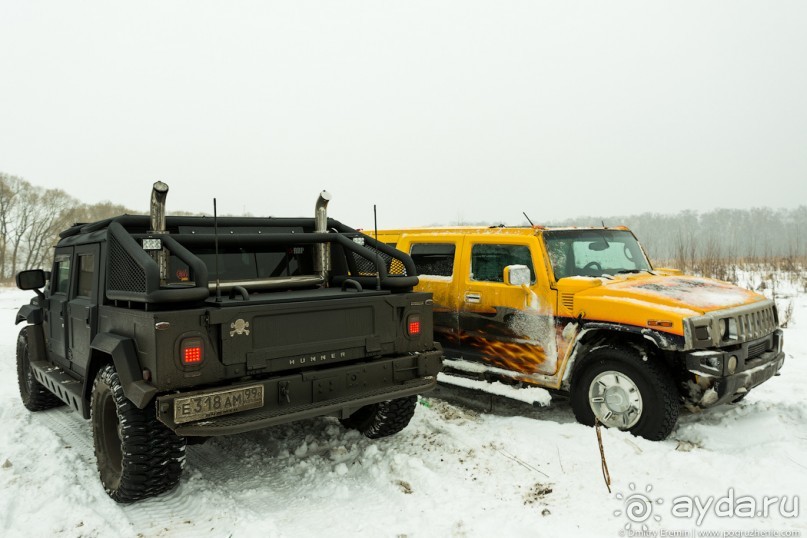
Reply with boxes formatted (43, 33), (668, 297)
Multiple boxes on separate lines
(174, 385), (264, 424)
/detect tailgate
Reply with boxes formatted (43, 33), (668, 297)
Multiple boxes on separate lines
(208, 291), (434, 374)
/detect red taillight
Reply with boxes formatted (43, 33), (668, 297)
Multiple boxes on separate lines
(184, 347), (202, 364)
(407, 315), (421, 336)
(181, 338), (204, 365)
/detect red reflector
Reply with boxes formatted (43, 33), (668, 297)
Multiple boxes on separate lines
(408, 317), (421, 336)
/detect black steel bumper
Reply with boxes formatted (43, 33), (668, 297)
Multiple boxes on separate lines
(708, 351), (785, 405)
(156, 348), (443, 436)
(685, 329), (785, 407)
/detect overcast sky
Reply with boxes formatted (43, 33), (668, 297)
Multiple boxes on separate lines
(1, 1), (806, 228)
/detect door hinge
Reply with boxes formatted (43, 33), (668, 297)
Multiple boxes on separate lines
(278, 381), (291, 405)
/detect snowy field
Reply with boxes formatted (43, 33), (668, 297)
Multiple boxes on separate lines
(0, 281), (805, 538)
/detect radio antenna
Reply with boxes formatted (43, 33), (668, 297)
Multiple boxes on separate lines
(374, 204), (381, 291)
(214, 198), (222, 302)
(523, 212), (535, 227)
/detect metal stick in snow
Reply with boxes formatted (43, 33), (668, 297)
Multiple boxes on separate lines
(596, 419), (612, 493)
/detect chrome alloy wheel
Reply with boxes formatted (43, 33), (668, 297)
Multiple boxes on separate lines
(588, 370), (643, 429)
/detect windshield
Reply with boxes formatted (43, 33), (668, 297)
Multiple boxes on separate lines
(542, 229), (652, 279)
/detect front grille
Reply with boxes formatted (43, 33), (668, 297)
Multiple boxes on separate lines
(720, 303), (777, 344)
(736, 307), (776, 341)
(685, 300), (778, 350)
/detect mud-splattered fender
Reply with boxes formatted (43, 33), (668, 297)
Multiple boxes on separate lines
(559, 321), (684, 390)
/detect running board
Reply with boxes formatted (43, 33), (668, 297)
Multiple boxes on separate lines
(440, 365), (487, 382)
(29, 359), (88, 418)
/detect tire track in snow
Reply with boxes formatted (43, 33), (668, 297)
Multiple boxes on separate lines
(23, 404), (350, 535)
(32, 407), (240, 537)
(37, 407), (94, 455)
(118, 424), (332, 536)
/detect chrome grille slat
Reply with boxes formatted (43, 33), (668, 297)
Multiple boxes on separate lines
(717, 303), (776, 346)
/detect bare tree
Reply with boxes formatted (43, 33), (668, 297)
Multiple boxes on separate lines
(0, 173), (26, 278)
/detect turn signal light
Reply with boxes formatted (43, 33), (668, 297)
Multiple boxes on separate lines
(647, 319), (673, 328)
(407, 315), (421, 336)
(181, 338), (204, 365)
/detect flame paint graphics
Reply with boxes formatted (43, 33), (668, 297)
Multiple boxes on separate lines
(462, 333), (550, 374)
(434, 307), (572, 378)
(458, 314), (566, 376)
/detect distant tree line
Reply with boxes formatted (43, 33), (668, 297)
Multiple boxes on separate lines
(450, 206), (807, 270)
(0, 172), (132, 280)
(3, 171), (805, 281)
(549, 207), (807, 268)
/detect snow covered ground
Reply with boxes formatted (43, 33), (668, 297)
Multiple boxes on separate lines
(0, 281), (805, 538)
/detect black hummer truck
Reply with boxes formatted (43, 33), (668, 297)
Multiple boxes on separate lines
(15, 183), (442, 502)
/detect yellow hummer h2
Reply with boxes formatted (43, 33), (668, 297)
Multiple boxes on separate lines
(376, 226), (785, 440)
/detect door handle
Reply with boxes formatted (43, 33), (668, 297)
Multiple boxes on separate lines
(464, 292), (481, 304)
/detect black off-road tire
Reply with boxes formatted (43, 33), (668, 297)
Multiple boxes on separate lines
(91, 364), (186, 503)
(16, 327), (63, 411)
(570, 345), (680, 441)
(339, 396), (418, 439)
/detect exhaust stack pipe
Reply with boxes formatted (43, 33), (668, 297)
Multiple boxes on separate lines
(314, 190), (332, 285)
(149, 181), (170, 284)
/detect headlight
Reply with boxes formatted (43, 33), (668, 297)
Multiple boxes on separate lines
(718, 319), (727, 338)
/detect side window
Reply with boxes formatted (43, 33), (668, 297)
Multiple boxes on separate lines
(409, 243), (456, 277)
(470, 244), (535, 283)
(77, 254), (95, 298)
(52, 257), (71, 295)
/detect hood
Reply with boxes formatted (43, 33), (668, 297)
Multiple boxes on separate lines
(558, 274), (768, 337)
(591, 274), (765, 313)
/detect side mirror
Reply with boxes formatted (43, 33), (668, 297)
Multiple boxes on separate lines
(504, 264), (531, 287)
(16, 269), (46, 291)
